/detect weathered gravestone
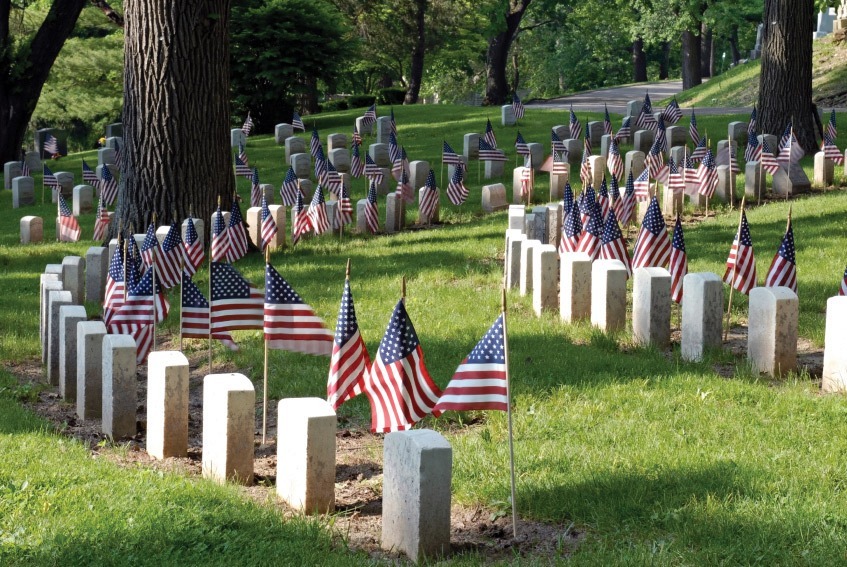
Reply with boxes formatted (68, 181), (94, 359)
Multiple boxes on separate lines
(533, 244), (559, 315)
(482, 183), (508, 213)
(59, 305), (87, 401)
(501, 104), (516, 127)
(147, 351), (189, 459)
(13, 177), (35, 209)
(822, 296), (847, 393)
(62, 256), (85, 306)
(20, 215), (42, 243)
(285, 136), (306, 163)
(409, 161), (429, 191)
(814, 151), (834, 187)
(4, 160), (21, 189)
(202, 373), (255, 485)
(633, 130), (655, 154)
(102, 334), (137, 440)
(463, 133), (480, 161)
(519, 239), (539, 296)
(632, 267), (671, 347)
(73, 185), (94, 215)
(77, 321), (107, 420)
(591, 260), (628, 332)
(680, 272), (723, 362)
(747, 286), (798, 376)
(560, 252), (592, 322)
(505, 230), (524, 289)
(625, 151), (646, 182)
(369, 143), (391, 168)
(328, 148), (351, 173)
(290, 153), (311, 178)
(375, 116), (393, 144)
(385, 193), (405, 234)
(85, 247), (109, 304)
(230, 128), (246, 148)
(275, 123), (294, 144)
(327, 133), (347, 152)
(48, 290), (73, 386)
(772, 163), (811, 196)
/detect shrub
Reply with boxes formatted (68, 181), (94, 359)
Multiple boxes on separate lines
(377, 87), (407, 105)
(346, 94), (376, 108)
(322, 99), (349, 112)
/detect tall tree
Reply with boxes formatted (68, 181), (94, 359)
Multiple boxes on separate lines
(405, 0), (427, 103)
(757, 0), (816, 153)
(680, 27), (701, 89)
(116, 0), (233, 234)
(483, 0), (531, 105)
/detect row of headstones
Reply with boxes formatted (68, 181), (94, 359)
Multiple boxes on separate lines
(4, 165), (118, 210)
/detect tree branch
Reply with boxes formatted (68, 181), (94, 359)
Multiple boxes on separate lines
(518, 19), (555, 33)
(90, 0), (124, 27)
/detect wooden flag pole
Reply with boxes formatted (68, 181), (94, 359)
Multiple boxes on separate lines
(401, 275), (406, 305)
(728, 133), (734, 210)
(723, 196), (746, 341)
(210, 196), (220, 373)
(151, 212), (158, 354)
(786, 124), (794, 202)
(758, 148), (764, 207)
(262, 246), (270, 445)
(55, 190), (60, 242)
(502, 287), (518, 539)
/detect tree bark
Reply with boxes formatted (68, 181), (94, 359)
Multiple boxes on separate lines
(659, 41), (670, 80)
(700, 25), (712, 78)
(757, 0), (816, 153)
(729, 26), (741, 64)
(483, 0), (532, 105)
(632, 37), (648, 82)
(681, 29), (702, 89)
(118, 0), (233, 236)
(0, 0), (88, 163)
(90, 0), (124, 27)
(404, 0), (426, 104)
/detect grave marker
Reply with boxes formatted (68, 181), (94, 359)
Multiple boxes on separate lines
(681, 272), (723, 362)
(202, 373), (255, 485)
(48, 290), (73, 386)
(61, 256), (85, 305)
(632, 267), (671, 346)
(747, 286), (798, 376)
(20, 215), (42, 243)
(59, 305), (87, 401)
(147, 351), (190, 459)
(13, 176), (36, 209)
(591, 260), (627, 332)
(274, 123), (294, 144)
(533, 244), (559, 315)
(102, 334), (137, 439)
(822, 296), (847, 393)
(560, 252), (592, 322)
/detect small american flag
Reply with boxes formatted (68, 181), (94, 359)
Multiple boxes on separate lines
(515, 132), (530, 155)
(634, 168), (650, 201)
(684, 153), (699, 195)
(667, 158), (685, 195)
(616, 171), (637, 226)
(310, 126), (322, 158)
(419, 169), (439, 223)
(616, 116), (631, 140)
(325, 159), (344, 197)
(351, 140), (364, 178)
(569, 106), (581, 140)
(520, 163), (532, 198)
(241, 112), (254, 136)
(603, 104), (614, 136)
(338, 182), (353, 225)
(234, 153), (251, 178)
(396, 167), (414, 204)
(20, 159), (30, 177)
(100, 165), (118, 206)
(211, 206), (230, 263)
(825, 109), (837, 139)
(140, 223), (159, 268)
(364, 181), (379, 234)
(183, 217), (203, 275)
(723, 210), (757, 294)
(637, 93), (657, 130)
(759, 139), (782, 175)
(663, 98), (682, 124)
(646, 138), (668, 182)
(328, 278), (370, 410)
(362, 103), (377, 126)
(362, 298), (443, 433)
(93, 198), (110, 242)
(114, 140), (123, 168)
(308, 184), (330, 235)
(562, 181), (574, 217)
(292, 190), (311, 245)
(607, 137), (623, 180)
(576, 204), (603, 260)
(181, 272), (237, 350)
(822, 132), (844, 165)
(388, 131), (401, 164)
(512, 93), (525, 119)
(719, 143), (740, 174)
(579, 185), (596, 226)
(264, 262), (333, 355)
(689, 111), (700, 146)
(352, 124), (362, 146)
(43, 164), (58, 188)
(110, 267), (169, 327)
(840, 265), (847, 296)
(391, 146), (408, 181)
(747, 107), (757, 136)
(597, 177), (610, 220)
(632, 197), (670, 269)
(483, 118), (497, 148)
(43, 134), (59, 156)
(82, 160), (98, 184)
(446, 163), (468, 206)
(579, 149), (592, 187)
(238, 142), (249, 166)
(691, 136), (708, 162)
(227, 198), (249, 262)
(292, 111), (305, 131)
(669, 215), (688, 303)
(364, 153), (384, 185)
(57, 193), (81, 242)
(103, 240), (125, 326)
(280, 166), (299, 206)
(559, 206), (582, 253)
(697, 149), (718, 198)
(609, 174), (621, 204)
(389, 107), (397, 136)
(433, 314), (509, 413)
(126, 235), (143, 289)
(778, 123), (793, 152)
(583, 122), (592, 155)
(210, 261), (264, 331)
(551, 151), (568, 175)
(551, 129), (566, 153)
(655, 115), (667, 152)
(478, 138), (506, 161)
(157, 222), (183, 289)
(744, 134), (759, 163)
(765, 218), (797, 292)
(442, 141), (462, 166)
(600, 210), (631, 277)
(248, 167), (261, 207)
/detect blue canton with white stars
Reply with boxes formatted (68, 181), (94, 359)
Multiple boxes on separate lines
(333, 280), (359, 346)
(211, 262), (251, 301)
(778, 225), (795, 263)
(265, 264), (305, 305)
(466, 315), (505, 365)
(378, 300), (421, 364)
(182, 274), (209, 309)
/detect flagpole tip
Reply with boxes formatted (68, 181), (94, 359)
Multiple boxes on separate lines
(401, 276), (406, 301)
(345, 258), (351, 279)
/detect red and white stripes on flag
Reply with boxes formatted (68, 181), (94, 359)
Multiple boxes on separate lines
(764, 219), (797, 293)
(723, 210), (757, 294)
(180, 273), (238, 350)
(210, 262), (264, 332)
(669, 215), (688, 304)
(264, 262), (333, 356)
(183, 217), (204, 276)
(632, 197), (671, 270)
(327, 278), (370, 410)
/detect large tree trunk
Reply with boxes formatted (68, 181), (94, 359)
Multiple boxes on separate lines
(404, 0), (426, 104)
(483, 0), (531, 105)
(758, 0), (816, 153)
(659, 41), (670, 80)
(632, 37), (648, 82)
(681, 29), (702, 89)
(700, 25), (712, 78)
(0, 0), (88, 163)
(728, 26), (741, 65)
(118, 0), (233, 236)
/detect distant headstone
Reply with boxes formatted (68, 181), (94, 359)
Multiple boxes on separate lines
(666, 126), (687, 149)
(147, 351), (190, 459)
(356, 199), (369, 233)
(546, 203), (563, 246)
(230, 128), (246, 148)
(85, 247), (108, 304)
(290, 152), (311, 179)
(275, 123), (294, 144)
(822, 296), (847, 393)
(102, 334), (137, 439)
(61, 256), (85, 305)
(745, 161), (765, 199)
(24, 151), (41, 172)
(385, 193), (405, 234)
(591, 260), (628, 332)
(772, 163), (811, 196)
(97, 147), (116, 167)
(633, 130), (655, 155)
(53, 171), (74, 200)
(375, 116), (393, 144)
(327, 133), (347, 152)
(505, 230), (525, 289)
(530, 206), (548, 243)
(587, 121), (604, 148)
(680, 272), (723, 362)
(715, 165), (736, 203)
(501, 105), (516, 127)
(533, 244), (559, 315)
(748, 286), (798, 376)
(417, 187), (439, 224)
(814, 151), (834, 187)
(551, 125), (568, 140)
(12, 176), (35, 209)
(669, 146), (686, 165)
(105, 136), (122, 150)
(59, 305), (87, 401)
(105, 123), (123, 138)
(484, 156), (505, 179)
(508, 205), (525, 231)
(519, 239), (539, 296)
(662, 183), (683, 216)
(526, 142), (544, 170)
(625, 151), (646, 181)
(626, 100), (640, 116)
(48, 290), (73, 386)
(512, 167), (532, 204)
(481, 183), (508, 212)
(77, 321), (107, 420)
(448, 155), (468, 182)
(4, 160), (21, 189)
(564, 139), (582, 168)
(297, 178), (314, 200)
(20, 214), (43, 243)
(600, 135), (613, 158)
(550, 168), (569, 201)
(375, 167), (393, 195)
(369, 143), (391, 167)
(285, 136), (306, 163)
(560, 252), (592, 322)
(328, 148), (350, 174)
(589, 155), (606, 188)
(409, 161), (429, 191)
(72, 184), (94, 215)
(632, 267), (671, 347)
(202, 373), (255, 485)
(355, 116), (372, 137)
(727, 122), (748, 146)
(715, 140), (738, 165)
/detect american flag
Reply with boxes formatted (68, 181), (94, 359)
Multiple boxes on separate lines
(576, 204), (603, 260)
(669, 215), (688, 304)
(607, 137), (623, 180)
(684, 153), (699, 195)
(241, 112), (254, 136)
(551, 129), (566, 153)
(352, 124), (362, 146)
(292, 111), (305, 132)
(126, 234), (143, 288)
(579, 149), (592, 187)
(325, 159), (344, 197)
(723, 210), (757, 294)
(600, 210), (631, 276)
(419, 169), (439, 223)
(551, 150), (568, 175)
(82, 160), (98, 184)
(656, 115), (667, 152)
(390, 107), (397, 136)
(747, 107), (757, 136)
(292, 190), (311, 245)
(478, 138), (506, 161)
(840, 265), (847, 296)
(663, 98), (682, 124)
(238, 143), (250, 168)
(43, 164), (58, 188)
(520, 163), (533, 198)
(100, 165), (118, 206)
(57, 193), (81, 242)
(778, 122), (793, 152)
(391, 146), (408, 181)
(616, 116), (631, 140)
(483, 118), (497, 148)
(315, 153), (328, 184)
(250, 168), (261, 207)
(234, 153), (251, 177)
(157, 222), (183, 289)
(608, 174), (621, 204)
(310, 125), (322, 158)
(579, 185), (596, 226)
(114, 140), (123, 168)
(433, 313), (509, 413)
(603, 104), (614, 136)
(562, 181), (574, 217)
(512, 93), (525, 119)
(43, 134), (59, 156)
(396, 167), (414, 203)
(559, 206), (582, 253)
(227, 198), (249, 262)
(183, 217), (204, 276)
(719, 143), (740, 174)
(442, 141), (462, 166)
(20, 159), (30, 177)
(822, 132), (844, 165)
(364, 181), (379, 234)
(744, 133), (759, 163)
(388, 131), (401, 164)
(597, 177), (610, 219)
(637, 93), (657, 129)
(759, 139), (782, 175)
(364, 153), (384, 185)
(93, 198), (110, 242)
(632, 197), (671, 269)
(616, 171), (637, 226)
(691, 136), (708, 162)
(667, 158), (685, 195)
(211, 206), (230, 263)
(362, 103), (377, 126)
(569, 106), (581, 139)
(634, 168), (650, 201)
(280, 166), (299, 205)
(264, 262), (333, 355)
(110, 267), (169, 327)
(338, 182), (353, 225)
(103, 239), (125, 326)
(447, 163), (468, 206)
(180, 272), (238, 350)
(363, 298), (443, 433)
(308, 184), (330, 235)
(351, 140), (364, 178)
(583, 122), (592, 154)
(210, 261), (264, 331)
(515, 131), (530, 155)
(765, 218), (797, 292)
(826, 109), (837, 139)
(328, 278), (370, 410)
(689, 111), (700, 145)
(697, 149), (718, 198)
(140, 222), (159, 268)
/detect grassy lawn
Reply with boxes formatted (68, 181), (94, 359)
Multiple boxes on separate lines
(2, 103), (847, 564)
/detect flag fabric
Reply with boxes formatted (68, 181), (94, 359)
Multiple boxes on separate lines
(419, 169), (439, 223)
(140, 222), (159, 268)
(691, 136), (708, 162)
(551, 129), (566, 153)
(157, 222), (183, 289)
(607, 137), (623, 180)
(292, 190), (311, 245)
(324, 160), (344, 197)
(616, 171), (637, 226)
(390, 146), (406, 181)
(310, 126), (322, 158)
(826, 109), (837, 139)
(669, 215), (688, 303)
(603, 104), (614, 136)
(351, 140), (364, 178)
(396, 167), (414, 204)
(697, 149), (718, 198)
(759, 139), (781, 175)
(744, 134), (759, 163)
(632, 197), (671, 269)
(250, 168), (261, 207)
(241, 112), (254, 136)
(559, 206), (583, 254)
(579, 185), (596, 226)
(234, 153), (251, 177)
(308, 184), (330, 235)
(442, 141), (462, 165)
(43, 134), (59, 156)
(21, 159), (30, 178)
(264, 262), (333, 355)
(483, 119), (497, 148)
(433, 314), (508, 413)
(103, 239), (125, 326)
(515, 132), (530, 155)
(110, 267), (169, 327)
(352, 124), (362, 147)
(512, 93), (525, 119)
(292, 111), (305, 132)
(765, 219), (797, 292)
(100, 165), (118, 206)
(183, 217), (204, 276)
(279, 166), (299, 206)
(478, 138), (506, 161)
(389, 107), (397, 136)
(562, 181), (574, 218)
(608, 174), (621, 207)
(616, 116), (631, 140)
(338, 183), (353, 226)
(723, 210), (757, 294)
(211, 206), (230, 263)
(583, 122), (592, 154)
(747, 107), (757, 136)
(210, 261), (264, 331)
(683, 153), (700, 195)
(93, 198), (110, 242)
(569, 106), (581, 139)
(227, 198), (249, 262)
(328, 278), (371, 410)
(388, 131), (401, 164)
(597, 177), (610, 220)
(840, 265), (847, 296)
(634, 168), (650, 201)
(778, 123), (792, 152)
(666, 158), (685, 195)
(362, 104), (377, 126)
(646, 138), (667, 181)
(180, 272), (238, 350)
(689, 111), (700, 145)
(551, 151), (568, 175)
(600, 210), (631, 277)
(364, 181), (379, 234)
(719, 143), (740, 174)
(257, 198), (276, 253)
(637, 93), (657, 130)
(114, 141), (123, 168)
(576, 204), (603, 260)
(447, 163), (469, 206)
(82, 160), (98, 184)
(520, 164), (533, 199)
(656, 115), (668, 152)
(126, 234), (142, 288)
(364, 154), (384, 184)
(823, 132), (844, 165)
(43, 165), (58, 188)
(363, 299), (443, 433)
(579, 149), (592, 187)
(57, 194), (81, 242)
(663, 98), (682, 124)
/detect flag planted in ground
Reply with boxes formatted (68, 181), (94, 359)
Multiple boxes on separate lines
(723, 210), (757, 294)
(183, 216), (204, 276)
(180, 272), (238, 350)
(57, 193), (81, 242)
(670, 215), (688, 304)
(264, 262), (333, 356)
(632, 197), (671, 269)
(210, 261), (263, 331)
(328, 278), (371, 410)
(765, 217), (797, 292)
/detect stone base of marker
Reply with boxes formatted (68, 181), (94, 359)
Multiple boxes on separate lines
(276, 398), (336, 514)
(381, 430), (452, 563)
(632, 268), (671, 347)
(147, 351), (189, 459)
(482, 183), (508, 212)
(715, 165), (737, 203)
(59, 306), (87, 401)
(13, 176), (35, 208)
(102, 334), (137, 440)
(591, 260), (627, 332)
(385, 193), (405, 234)
(560, 252), (592, 322)
(533, 245), (559, 315)
(822, 296), (847, 393)
(505, 231), (525, 289)
(48, 290), (73, 386)
(681, 273), (723, 362)
(745, 161), (765, 200)
(519, 239), (539, 296)
(202, 373), (255, 485)
(772, 163), (811, 197)
(747, 286), (798, 376)
(77, 321), (107, 420)
(20, 216), (43, 244)
(661, 186), (682, 217)
(814, 151), (834, 187)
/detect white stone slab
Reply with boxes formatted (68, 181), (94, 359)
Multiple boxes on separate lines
(632, 267), (671, 347)
(482, 183), (508, 213)
(285, 136), (306, 163)
(48, 290), (73, 386)
(501, 104), (516, 126)
(814, 151), (834, 187)
(409, 161), (429, 192)
(61, 256), (85, 305)
(680, 272), (724, 362)
(369, 143), (391, 167)
(506, 232), (526, 290)
(147, 351), (190, 459)
(385, 193), (405, 234)
(202, 373), (255, 485)
(13, 176), (35, 208)
(275, 123), (294, 144)
(533, 244), (559, 315)
(327, 133), (347, 152)
(102, 334), (137, 439)
(747, 286), (798, 376)
(519, 239), (539, 297)
(77, 321), (107, 420)
(59, 305), (87, 401)
(822, 296), (847, 393)
(463, 133), (480, 160)
(560, 252), (592, 322)
(72, 184), (94, 215)
(41, 277), (62, 361)
(591, 260), (628, 332)
(625, 151), (646, 182)
(20, 214), (42, 242)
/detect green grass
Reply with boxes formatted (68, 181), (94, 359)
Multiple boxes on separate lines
(2, 103), (847, 564)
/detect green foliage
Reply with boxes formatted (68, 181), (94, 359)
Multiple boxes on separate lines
(320, 98), (349, 112)
(345, 94), (376, 108)
(376, 87), (406, 105)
